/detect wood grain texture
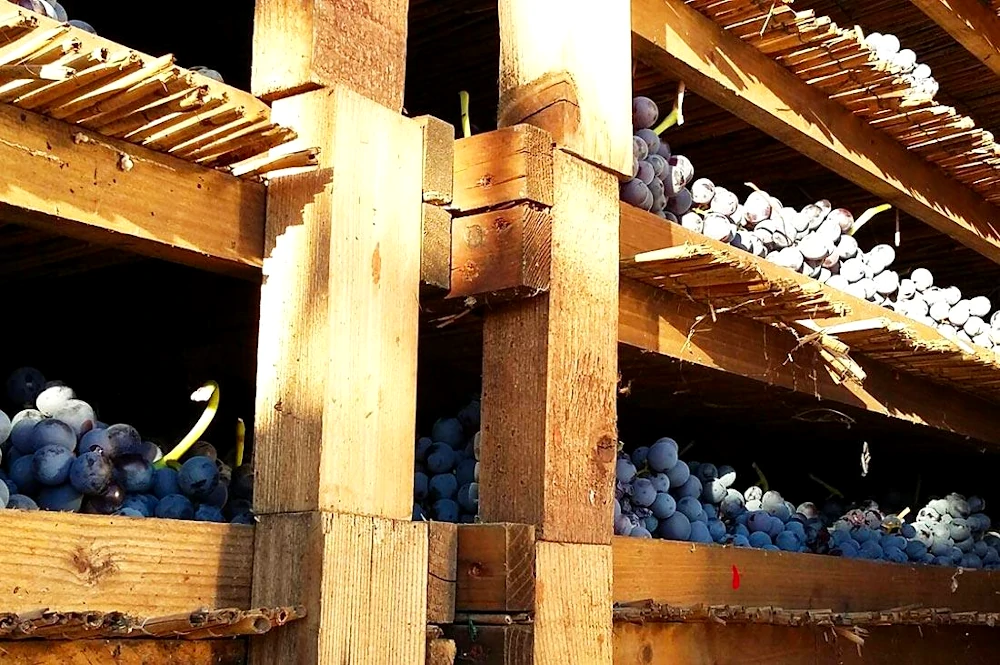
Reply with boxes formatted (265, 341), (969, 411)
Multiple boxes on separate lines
(497, 0), (632, 176)
(0, 98), (264, 278)
(908, 0), (1000, 80)
(416, 115), (455, 205)
(251, 512), (428, 665)
(452, 126), (554, 215)
(254, 86), (422, 517)
(0, 640), (246, 664)
(427, 637), (457, 665)
(252, 0), (408, 108)
(614, 538), (1000, 612)
(619, 206), (1000, 446)
(0, 511), (251, 615)
(422, 203), (452, 296)
(612, 623), (1000, 664)
(631, 0), (1000, 266)
(449, 204), (551, 300)
(534, 542), (613, 665)
(428, 522), (458, 624)
(480, 153), (618, 544)
(445, 624), (533, 665)
(456, 524), (536, 613)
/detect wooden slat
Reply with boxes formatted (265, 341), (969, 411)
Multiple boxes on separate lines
(613, 538), (1000, 612)
(428, 522), (458, 624)
(631, 0), (1000, 266)
(0, 511), (252, 615)
(612, 623), (1000, 664)
(253, 86), (422, 517)
(416, 115), (455, 206)
(0, 640), (246, 664)
(456, 524), (536, 614)
(452, 125), (554, 215)
(250, 512), (428, 665)
(422, 202), (453, 296)
(908, 0), (1000, 82)
(0, 97), (264, 277)
(251, 0), (407, 107)
(449, 203), (552, 300)
(497, 0), (633, 176)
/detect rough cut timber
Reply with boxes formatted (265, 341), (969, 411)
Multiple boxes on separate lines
(497, 0), (633, 177)
(456, 523), (536, 614)
(631, 0), (1000, 266)
(416, 115), (455, 205)
(427, 522), (458, 624)
(0, 511), (252, 615)
(421, 203), (452, 296)
(250, 512), (428, 665)
(251, 0), (408, 109)
(253, 86), (422, 517)
(908, 0), (1000, 80)
(0, 639), (247, 664)
(445, 624), (534, 665)
(0, 98), (265, 277)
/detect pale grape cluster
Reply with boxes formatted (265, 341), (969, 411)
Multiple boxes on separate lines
(412, 399), (480, 524)
(8, 0), (96, 34)
(615, 437), (1000, 569)
(864, 32), (938, 100)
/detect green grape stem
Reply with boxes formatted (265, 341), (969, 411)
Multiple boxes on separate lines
(848, 203), (892, 236)
(155, 381), (220, 469)
(808, 472), (844, 499)
(653, 108), (678, 136)
(752, 462), (769, 492)
(459, 91), (472, 139)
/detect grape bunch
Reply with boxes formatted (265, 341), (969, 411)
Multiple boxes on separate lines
(412, 398), (480, 524)
(622, 96), (694, 219)
(0, 367), (253, 524)
(7, 0), (96, 34)
(863, 32), (938, 100)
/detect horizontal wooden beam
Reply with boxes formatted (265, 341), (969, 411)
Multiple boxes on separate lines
(613, 538), (1000, 612)
(0, 101), (265, 277)
(456, 523), (536, 614)
(452, 126), (554, 215)
(613, 623), (1000, 664)
(0, 511), (252, 614)
(0, 640), (246, 664)
(619, 205), (1000, 446)
(909, 0), (1000, 80)
(631, 0), (1000, 265)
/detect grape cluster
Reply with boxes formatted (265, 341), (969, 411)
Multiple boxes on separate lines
(412, 399), (480, 524)
(0, 367), (253, 523)
(863, 32), (938, 100)
(622, 97), (694, 219)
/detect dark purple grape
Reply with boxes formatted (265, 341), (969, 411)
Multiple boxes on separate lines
(119, 494), (153, 517)
(156, 493), (194, 520)
(203, 482), (229, 508)
(83, 483), (125, 515)
(635, 128), (660, 155)
(104, 424), (154, 461)
(7, 494), (38, 510)
(32, 445), (75, 486)
(230, 465), (253, 500)
(114, 456), (154, 493)
(195, 504), (226, 522)
(69, 450), (113, 495)
(38, 484), (83, 512)
(185, 440), (218, 461)
(632, 136), (648, 161)
(152, 467), (181, 498)
(636, 160), (655, 185)
(48, 400), (96, 439)
(632, 96), (659, 130)
(621, 179), (651, 208)
(178, 456), (220, 500)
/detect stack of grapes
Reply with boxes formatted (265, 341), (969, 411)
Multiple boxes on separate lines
(863, 32), (939, 100)
(412, 399), (480, 524)
(0, 368), (253, 523)
(9, 0), (97, 34)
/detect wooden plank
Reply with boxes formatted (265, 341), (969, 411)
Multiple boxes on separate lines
(422, 203), (452, 296)
(480, 152), (618, 543)
(613, 538), (1000, 612)
(427, 637), (457, 665)
(250, 512), (428, 665)
(456, 524), (536, 614)
(0, 97), (264, 277)
(619, 206), (1000, 447)
(416, 115), (455, 205)
(449, 204), (552, 300)
(0, 640), (246, 664)
(428, 522), (458, 624)
(497, 0), (633, 176)
(909, 0), (1000, 80)
(452, 126), (554, 215)
(251, 0), (408, 108)
(612, 623), (1000, 664)
(534, 542), (613, 665)
(0, 511), (251, 615)
(445, 624), (534, 665)
(631, 0), (1000, 266)
(254, 86), (422, 517)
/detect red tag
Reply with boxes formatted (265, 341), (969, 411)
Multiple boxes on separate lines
(732, 565), (741, 590)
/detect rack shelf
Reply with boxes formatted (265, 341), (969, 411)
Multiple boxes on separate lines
(905, 0), (1000, 80)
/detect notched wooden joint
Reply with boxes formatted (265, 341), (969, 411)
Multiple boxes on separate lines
(452, 125), (555, 214)
(498, 71), (581, 146)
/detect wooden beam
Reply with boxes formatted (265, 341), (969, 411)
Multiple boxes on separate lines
(444, 624), (533, 665)
(497, 0), (633, 176)
(619, 206), (1000, 447)
(254, 86), (422, 517)
(421, 203), (452, 296)
(909, 0), (1000, 79)
(251, 0), (408, 108)
(416, 115), (455, 206)
(0, 640), (246, 664)
(631, 0), (1000, 265)
(456, 523), (536, 614)
(428, 522), (458, 624)
(449, 204), (552, 300)
(614, 538), (1000, 612)
(250, 512), (427, 665)
(612, 623), (1000, 664)
(0, 99), (264, 277)
(452, 125), (554, 215)
(0, 511), (251, 615)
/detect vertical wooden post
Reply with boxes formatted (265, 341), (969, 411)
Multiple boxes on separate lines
(250, 4), (426, 662)
(482, 2), (632, 662)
